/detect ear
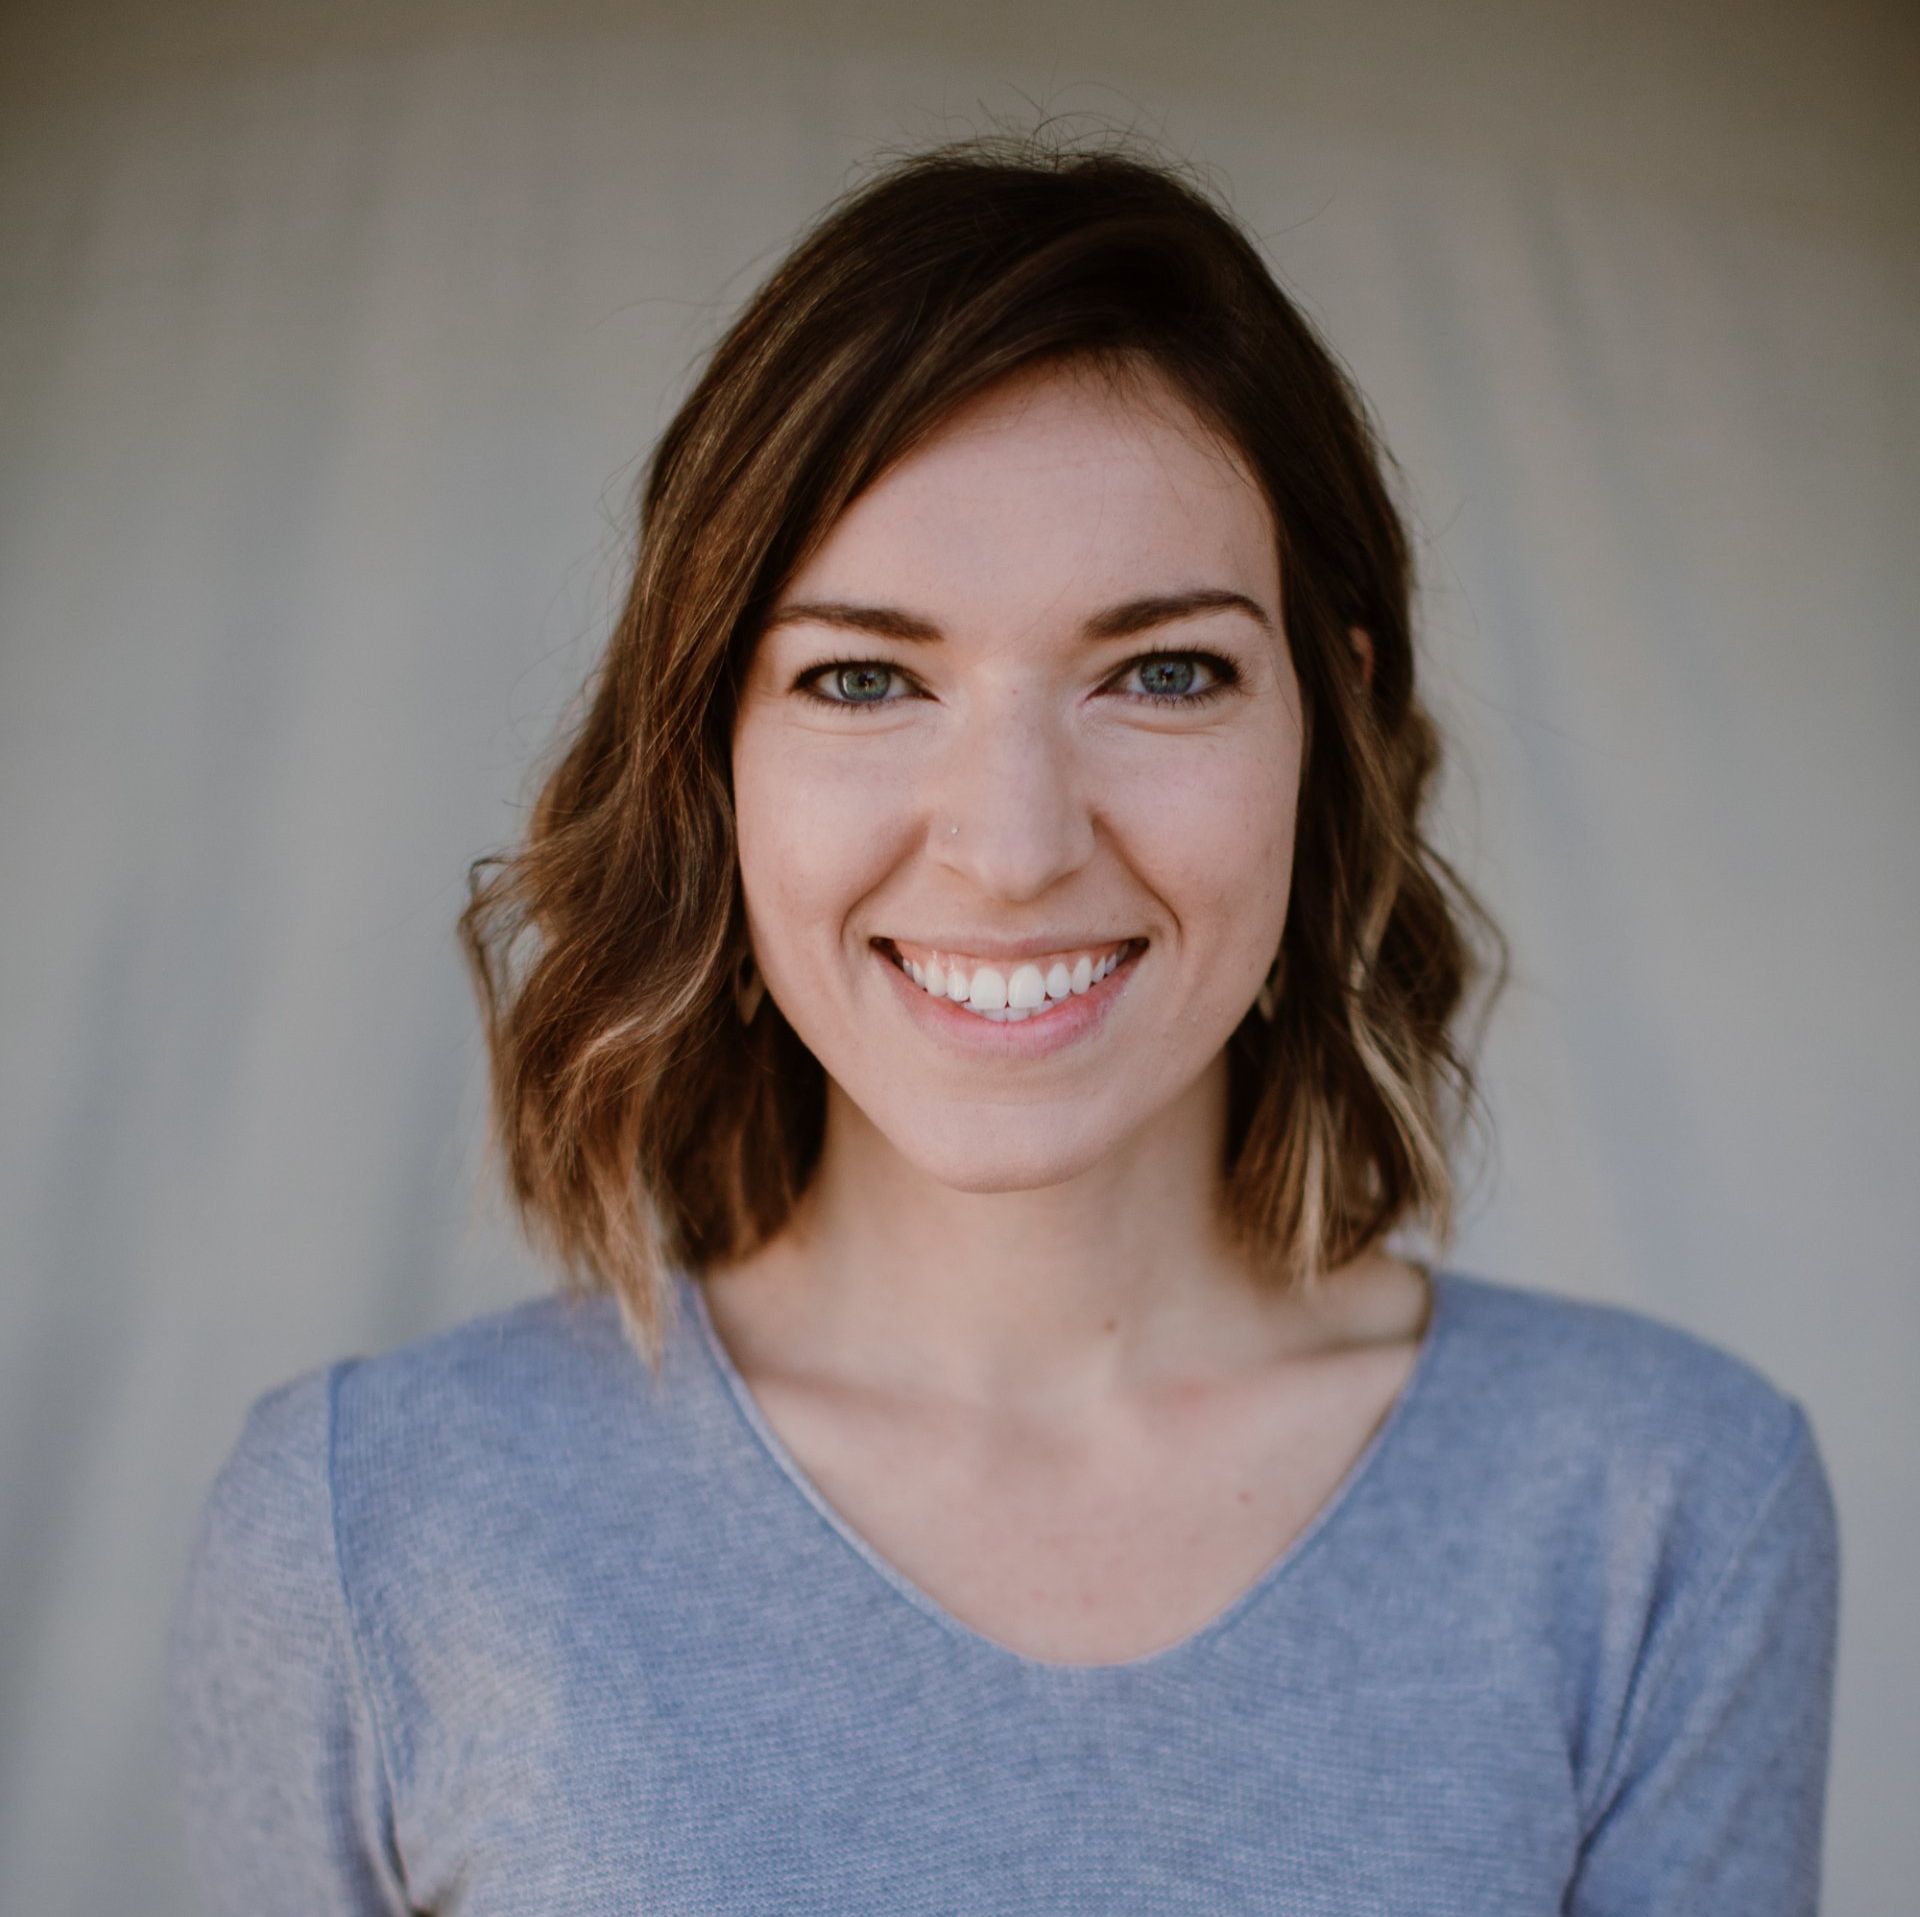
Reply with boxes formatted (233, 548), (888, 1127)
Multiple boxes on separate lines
(1348, 626), (1375, 692)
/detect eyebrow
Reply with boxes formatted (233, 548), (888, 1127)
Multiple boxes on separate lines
(761, 587), (1274, 644)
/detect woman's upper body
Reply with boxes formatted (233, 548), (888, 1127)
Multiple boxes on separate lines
(168, 140), (1842, 1914)
(168, 1257), (1840, 1916)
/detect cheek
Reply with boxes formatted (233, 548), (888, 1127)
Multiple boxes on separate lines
(732, 723), (907, 957)
(1113, 739), (1299, 945)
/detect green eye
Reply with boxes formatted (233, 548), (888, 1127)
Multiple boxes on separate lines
(1117, 651), (1237, 707)
(829, 663), (894, 703)
(1134, 657), (1198, 698)
(795, 660), (910, 707)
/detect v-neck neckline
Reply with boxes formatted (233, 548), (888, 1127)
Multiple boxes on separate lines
(675, 1260), (1456, 1681)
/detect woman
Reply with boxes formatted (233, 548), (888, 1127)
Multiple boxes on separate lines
(169, 137), (1840, 1914)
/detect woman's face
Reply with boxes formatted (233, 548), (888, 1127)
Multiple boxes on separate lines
(731, 356), (1303, 1193)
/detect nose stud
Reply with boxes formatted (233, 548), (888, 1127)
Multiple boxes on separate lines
(947, 822), (960, 836)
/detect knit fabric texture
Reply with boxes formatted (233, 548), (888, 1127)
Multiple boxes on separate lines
(167, 1264), (1840, 1914)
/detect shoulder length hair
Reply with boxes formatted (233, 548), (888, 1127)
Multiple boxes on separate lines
(460, 133), (1508, 1368)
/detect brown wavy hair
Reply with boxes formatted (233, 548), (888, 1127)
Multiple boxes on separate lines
(459, 131), (1509, 1369)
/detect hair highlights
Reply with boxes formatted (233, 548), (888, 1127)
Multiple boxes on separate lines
(459, 132), (1509, 1368)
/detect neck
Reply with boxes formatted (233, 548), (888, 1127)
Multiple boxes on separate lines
(702, 1052), (1342, 1411)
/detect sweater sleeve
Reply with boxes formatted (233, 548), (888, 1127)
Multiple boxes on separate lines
(166, 1361), (413, 1916)
(1566, 1401), (1841, 1916)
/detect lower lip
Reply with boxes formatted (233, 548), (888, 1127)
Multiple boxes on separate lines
(873, 940), (1146, 1059)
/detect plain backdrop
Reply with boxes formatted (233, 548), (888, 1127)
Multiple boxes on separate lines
(2, 2), (1915, 1911)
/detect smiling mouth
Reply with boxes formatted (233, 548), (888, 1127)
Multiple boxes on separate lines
(874, 936), (1148, 1021)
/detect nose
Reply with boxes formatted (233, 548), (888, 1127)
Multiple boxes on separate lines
(922, 684), (1097, 900)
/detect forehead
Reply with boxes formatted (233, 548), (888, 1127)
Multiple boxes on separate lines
(780, 359), (1277, 615)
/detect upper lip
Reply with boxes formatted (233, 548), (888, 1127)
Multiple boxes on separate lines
(874, 934), (1146, 963)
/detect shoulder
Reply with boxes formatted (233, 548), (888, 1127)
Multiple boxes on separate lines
(1429, 1265), (1819, 1499)
(1412, 1271), (1839, 1812)
(1419, 1268), (1837, 1643)
(172, 1358), (348, 1663)
(184, 1288), (695, 1611)
(1423, 1269), (1836, 1694)
(169, 1301), (654, 1909)
(1427, 1270), (1843, 1854)
(328, 1287), (664, 1454)
(175, 1288), (713, 1738)
(329, 1287), (702, 1535)
(207, 1287), (654, 1469)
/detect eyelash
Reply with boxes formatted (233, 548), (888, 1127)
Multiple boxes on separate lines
(791, 650), (1242, 713)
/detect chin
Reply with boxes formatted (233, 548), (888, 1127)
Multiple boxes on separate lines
(883, 1110), (1118, 1195)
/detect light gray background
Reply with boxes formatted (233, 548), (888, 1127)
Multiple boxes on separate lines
(3, 2), (1914, 1911)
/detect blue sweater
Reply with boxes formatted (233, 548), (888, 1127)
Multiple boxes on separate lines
(167, 1264), (1840, 1914)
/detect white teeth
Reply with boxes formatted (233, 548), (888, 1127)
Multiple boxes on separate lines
(888, 940), (1137, 1016)
(966, 966), (1007, 1011)
(1007, 964), (1047, 1010)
